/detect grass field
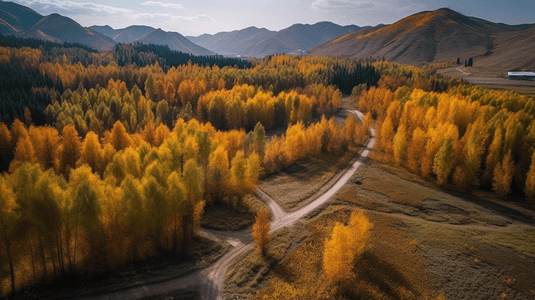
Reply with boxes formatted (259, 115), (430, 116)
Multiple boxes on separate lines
(438, 67), (535, 97)
(234, 159), (535, 300)
(259, 152), (355, 211)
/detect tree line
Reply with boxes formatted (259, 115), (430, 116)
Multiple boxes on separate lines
(357, 74), (535, 196)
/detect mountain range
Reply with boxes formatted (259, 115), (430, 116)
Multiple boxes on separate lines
(187, 22), (362, 57)
(1, 0), (535, 70)
(0, 0), (213, 54)
(0, 0), (115, 51)
(310, 8), (535, 69)
(89, 25), (214, 56)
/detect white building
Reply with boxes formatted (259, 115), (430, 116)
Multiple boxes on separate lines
(507, 71), (535, 81)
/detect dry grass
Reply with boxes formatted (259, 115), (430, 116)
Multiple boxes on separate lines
(437, 67), (535, 97)
(201, 194), (266, 231)
(249, 158), (535, 300)
(259, 152), (355, 211)
(251, 206), (438, 300)
(224, 223), (310, 299)
(341, 161), (535, 300)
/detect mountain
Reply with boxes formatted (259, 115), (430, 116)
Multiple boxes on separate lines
(0, 0), (115, 51)
(310, 8), (532, 66)
(89, 25), (154, 43)
(476, 24), (535, 70)
(89, 25), (214, 56)
(133, 28), (214, 56)
(0, 0), (42, 33)
(188, 26), (275, 56)
(188, 21), (361, 57)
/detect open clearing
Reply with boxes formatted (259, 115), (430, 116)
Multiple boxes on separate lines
(438, 67), (535, 97)
(259, 152), (354, 211)
(335, 161), (535, 299)
(248, 160), (535, 300)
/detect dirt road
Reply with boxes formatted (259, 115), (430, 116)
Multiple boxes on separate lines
(86, 109), (375, 300)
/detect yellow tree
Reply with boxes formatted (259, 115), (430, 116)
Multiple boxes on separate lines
(252, 207), (270, 256)
(78, 131), (102, 174)
(379, 117), (395, 154)
(492, 150), (514, 196)
(182, 159), (203, 249)
(229, 151), (247, 208)
(59, 124), (81, 178)
(525, 150), (535, 198)
(483, 126), (503, 186)
(0, 123), (12, 171)
(392, 125), (407, 166)
(407, 127), (426, 174)
(30, 126), (60, 172)
(167, 172), (185, 251)
(119, 175), (146, 261)
(9, 136), (35, 173)
(106, 121), (132, 151)
(0, 177), (17, 294)
(323, 210), (372, 284)
(246, 152), (262, 191)
(463, 118), (488, 188)
(433, 137), (454, 186)
(206, 146), (230, 203)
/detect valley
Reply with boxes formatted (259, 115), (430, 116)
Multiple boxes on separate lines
(1, 1), (535, 299)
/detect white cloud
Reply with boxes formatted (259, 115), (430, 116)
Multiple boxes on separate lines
(133, 12), (213, 22)
(16, 0), (131, 14)
(140, 1), (183, 9)
(312, 0), (422, 12)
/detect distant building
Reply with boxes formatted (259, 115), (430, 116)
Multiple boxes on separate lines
(507, 71), (535, 81)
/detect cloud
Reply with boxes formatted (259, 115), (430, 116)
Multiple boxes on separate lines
(140, 1), (183, 9)
(16, 0), (131, 14)
(312, 0), (422, 12)
(133, 13), (214, 22)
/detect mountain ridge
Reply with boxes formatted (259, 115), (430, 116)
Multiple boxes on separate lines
(187, 21), (362, 57)
(310, 8), (535, 69)
(0, 0), (114, 51)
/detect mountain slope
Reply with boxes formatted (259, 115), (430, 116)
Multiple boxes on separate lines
(0, 0), (42, 33)
(188, 21), (361, 57)
(477, 24), (535, 70)
(18, 13), (115, 50)
(188, 26), (275, 56)
(134, 28), (214, 56)
(0, 0), (115, 50)
(310, 8), (520, 65)
(89, 25), (155, 43)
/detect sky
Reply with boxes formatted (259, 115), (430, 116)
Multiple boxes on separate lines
(11, 0), (535, 36)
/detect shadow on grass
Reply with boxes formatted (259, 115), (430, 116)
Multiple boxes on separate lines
(351, 251), (416, 300)
(442, 189), (535, 226)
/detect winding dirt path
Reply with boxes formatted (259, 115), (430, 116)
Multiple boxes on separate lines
(90, 110), (376, 300)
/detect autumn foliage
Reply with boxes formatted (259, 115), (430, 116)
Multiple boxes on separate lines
(0, 43), (378, 294)
(323, 210), (373, 284)
(356, 74), (535, 197)
(252, 207), (271, 256)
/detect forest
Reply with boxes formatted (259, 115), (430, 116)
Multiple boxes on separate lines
(1, 33), (534, 297)
(0, 38), (376, 295)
